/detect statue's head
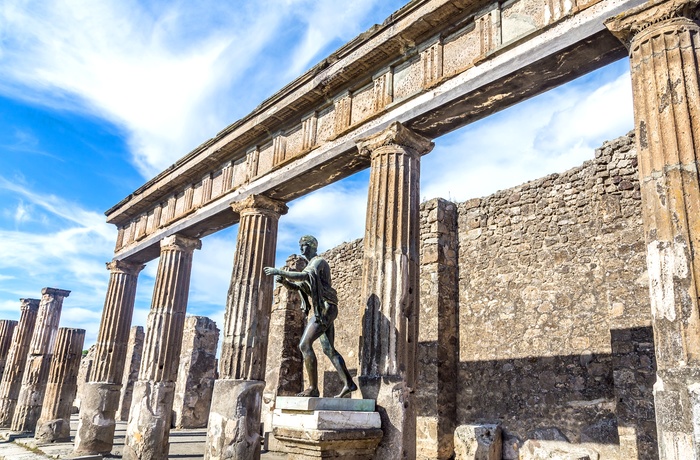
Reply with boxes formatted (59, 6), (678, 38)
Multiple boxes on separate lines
(299, 235), (318, 253)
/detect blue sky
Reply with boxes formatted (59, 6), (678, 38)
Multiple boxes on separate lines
(0, 0), (634, 349)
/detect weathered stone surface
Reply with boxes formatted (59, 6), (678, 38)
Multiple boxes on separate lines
(172, 316), (219, 428)
(0, 320), (17, 379)
(116, 325), (144, 422)
(206, 195), (286, 460)
(12, 287), (70, 433)
(453, 424), (502, 460)
(124, 234), (200, 460)
(74, 260), (144, 455)
(0, 298), (40, 427)
(357, 122), (433, 460)
(275, 396), (375, 412)
(74, 345), (96, 412)
(273, 426), (383, 460)
(519, 440), (600, 460)
(35, 327), (85, 442)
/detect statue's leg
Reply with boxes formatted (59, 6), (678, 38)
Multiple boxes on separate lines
(320, 325), (357, 398)
(298, 320), (324, 397)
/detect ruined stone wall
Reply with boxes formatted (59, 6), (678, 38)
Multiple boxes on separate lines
(267, 133), (656, 458)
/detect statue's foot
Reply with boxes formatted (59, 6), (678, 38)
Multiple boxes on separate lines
(334, 382), (358, 398)
(296, 387), (320, 397)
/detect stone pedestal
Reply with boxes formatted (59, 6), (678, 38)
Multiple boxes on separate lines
(116, 325), (144, 421)
(74, 260), (144, 455)
(12, 287), (70, 433)
(35, 327), (85, 442)
(172, 316), (219, 428)
(123, 234), (200, 460)
(272, 397), (382, 460)
(605, 1), (700, 459)
(206, 195), (287, 460)
(0, 320), (17, 379)
(356, 122), (433, 460)
(0, 298), (39, 427)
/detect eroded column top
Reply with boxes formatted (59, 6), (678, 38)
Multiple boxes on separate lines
(356, 121), (435, 159)
(160, 234), (202, 253)
(230, 194), (288, 218)
(41, 288), (71, 298)
(605, 0), (700, 44)
(20, 299), (40, 312)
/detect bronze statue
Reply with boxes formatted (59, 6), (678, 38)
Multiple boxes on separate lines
(264, 235), (357, 398)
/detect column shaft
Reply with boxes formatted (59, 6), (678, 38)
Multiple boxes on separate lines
(123, 234), (200, 460)
(12, 287), (71, 433)
(606, 3), (700, 458)
(35, 328), (85, 442)
(357, 122), (433, 460)
(205, 194), (287, 460)
(116, 325), (145, 421)
(0, 299), (40, 427)
(0, 320), (18, 379)
(74, 260), (144, 455)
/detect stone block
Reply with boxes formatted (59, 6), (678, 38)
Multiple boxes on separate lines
(454, 424), (502, 460)
(519, 440), (600, 460)
(273, 409), (381, 430)
(275, 396), (375, 412)
(273, 426), (383, 460)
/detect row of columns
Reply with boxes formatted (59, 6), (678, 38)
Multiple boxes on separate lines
(72, 1), (700, 458)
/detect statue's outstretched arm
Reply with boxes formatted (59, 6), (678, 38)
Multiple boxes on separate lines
(263, 267), (309, 282)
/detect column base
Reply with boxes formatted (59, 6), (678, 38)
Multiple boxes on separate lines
(359, 375), (414, 460)
(123, 380), (176, 460)
(653, 367), (700, 460)
(73, 382), (121, 455)
(205, 379), (264, 460)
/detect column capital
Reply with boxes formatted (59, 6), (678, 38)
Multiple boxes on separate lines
(605, 0), (700, 45)
(356, 122), (434, 159)
(160, 234), (202, 253)
(106, 260), (146, 277)
(230, 194), (288, 218)
(41, 287), (71, 298)
(19, 299), (40, 312)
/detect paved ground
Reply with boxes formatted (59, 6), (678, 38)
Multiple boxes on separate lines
(0, 415), (287, 459)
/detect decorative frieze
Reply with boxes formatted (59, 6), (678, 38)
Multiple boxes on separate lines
(333, 91), (352, 135)
(302, 112), (318, 152)
(421, 39), (444, 88)
(272, 132), (287, 166)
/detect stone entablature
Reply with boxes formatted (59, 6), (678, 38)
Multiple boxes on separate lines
(107, 0), (642, 263)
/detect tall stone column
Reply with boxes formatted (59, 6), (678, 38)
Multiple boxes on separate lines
(606, 2), (700, 458)
(12, 287), (71, 433)
(116, 325), (145, 421)
(0, 298), (40, 427)
(0, 320), (17, 379)
(74, 260), (145, 455)
(35, 328), (86, 442)
(205, 194), (287, 460)
(123, 234), (200, 460)
(356, 121), (434, 460)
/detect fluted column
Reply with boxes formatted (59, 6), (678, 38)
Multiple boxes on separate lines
(205, 194), (287, 460)
(606, 2), (700, 458)
(123, 234), (200, 460)
(0, 320), (17, 379)
(74, 260), (145, 455)
(35, 328), (85, 442)
(12, 287), (70, 433)
(0, 298), (40, 427)
(356, 121), (434, 460)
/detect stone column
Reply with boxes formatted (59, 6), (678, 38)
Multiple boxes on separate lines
(0, 298), (40, 427)
(116, 325), (145, 421)
(606, 2), (700, 458)
(74, 259), (144, 455)
(0, 320), (17, 379)
(172, 316), (219, 428)
(35, 328), (85, 442)
(356, 121), (434, 460)
(11, 287), (71, 433)
(123, 234), (201, 460)
(205, 194), (287, 460)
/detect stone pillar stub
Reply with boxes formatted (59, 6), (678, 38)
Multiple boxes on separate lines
(123, 234), (200, 460)
(35, 327), (85, 442)
(172, 316), (219, 429)
(74, 259), (144, 456)
(0, 298), (40, 427)
(606, 2), (700, 458)
(11, 288), (70, 433)
(356, 121), (434, 460)
(0, 320), (18, 379)
(116, 325), (145, 421)
(206, 194), (286, 460)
